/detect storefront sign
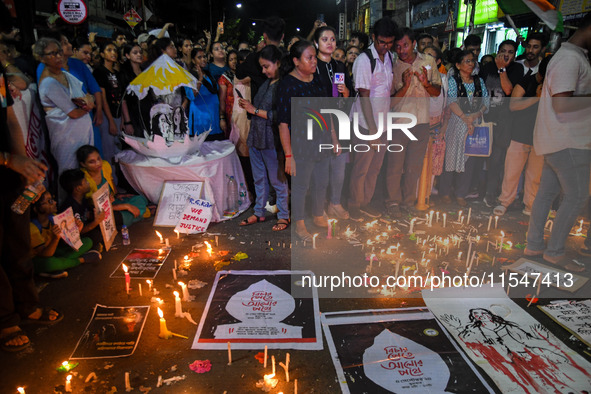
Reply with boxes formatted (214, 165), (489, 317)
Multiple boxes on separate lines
(456, 0), (498, 29)
(411, 0), (449, 29)
(58, 0), (88, 25)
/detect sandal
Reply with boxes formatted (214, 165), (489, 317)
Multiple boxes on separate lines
(239, 215), (266, 226)
(0, 329), (30, 352)
(273, 219), (290, 232)
(21, 307), (64, 326)
(493, 205), (507, 216)
(295, 229), (313, 242)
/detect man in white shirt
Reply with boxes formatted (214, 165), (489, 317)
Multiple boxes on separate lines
(525, 13), (591, 271)
(348, 17), (398, 221)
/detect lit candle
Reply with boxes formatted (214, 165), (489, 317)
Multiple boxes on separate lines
(579, 219), (584, 232)
(467, 207), (472, 225)
(436, 211), (440, 222)
(442, 213), (446, 228)
(17, 387), (25, 394)
(264, 345), (268, 368)
(157, 307), (172, 339)
(409, 218), (416, 234)
(458, 251), (463, 261)
(65, 375), (72, 392)
(494, 215), (499, 229)
(499, 231), (505, 252)
(174, 291), (183, 317)
(369, 254), (375, 271)
(138, 283), (142, 296)
(204, 241), (213, 257)
(458, 210), (463, 223)
(146, 280), (152, 292)
(125, 372), (131, 392)
(327, 219), (336, 239)
(487, 215), (493, 231)
(178, 281), (190, 301)
(174, 230), (180, 239)
(155, 230), (164, 244)
(227, 342), (232, 365)
(460, 216), (465, 225)
(428, 210), (434, 227)
(122, 264), (130, 294)
(312, 233), (318, 249)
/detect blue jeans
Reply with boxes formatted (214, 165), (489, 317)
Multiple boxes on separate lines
(293, 156), (330, 221)
(248, 147), (289, 220)
(329, 152), (348, 205)
(527, 149), (591, 257)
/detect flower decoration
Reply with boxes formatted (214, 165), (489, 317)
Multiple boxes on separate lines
(189, 359), (212, 373)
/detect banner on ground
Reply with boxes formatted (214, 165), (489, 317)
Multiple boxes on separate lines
(110, 248), (170, 279)
(539, 299), (591, 347)
(192, 270), (322, 350)
(70, 304), (149, 359)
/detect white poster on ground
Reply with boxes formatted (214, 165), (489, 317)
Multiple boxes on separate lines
(423, 285), (591, 393)
(539, 300), (591, 347)
(322, 308), (493, 393)
(192, 270), (322, 350)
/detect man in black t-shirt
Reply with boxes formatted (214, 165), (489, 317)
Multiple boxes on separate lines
(480, 40), (524, 206)
(494, 57), (550, 217)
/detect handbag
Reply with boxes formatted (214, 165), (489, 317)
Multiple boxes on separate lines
(464, 121), (493, 157)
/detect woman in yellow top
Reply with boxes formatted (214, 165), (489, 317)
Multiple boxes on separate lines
(76, 145), (150, 227)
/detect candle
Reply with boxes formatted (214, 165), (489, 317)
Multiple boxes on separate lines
(579, 219), (584, 232)
(227, 342), (232, 365)
(442, 213), (446, 228)
(436, 211), (440, 222)
(165, 238), (170, 247)
(178, 281), (190, 301)
(17, 388), (25, 394)
(215, 235), (219, 246)
(158, 308), (171, 339)
(467, 207), (472, 225)
(279, 353), (290, 382)
(460, 216), (465, 225)
(124, 372), (131, 392)
(458, 210), (463, 223)
(429, 210), (434, 227)
(295, 379), (298, 394)
(65, 375), (72, 392)
(494, 215), (499, 229)
(369, 254), (375, 271)
(466, 241), (472, 267)
(272, 355), (276, 375)
(172, 268), (177, 281)
(174, 291), (183, 317)
(155, 230), (163, 244)
(138, 283), (142, 296)
(122, 264), (130, 294)
(312, 233), (318, 249)
(409, 218), (416, 234)
(499, 231), (505, 252)
(146, 280), (152, 292)
(264, 345), (268, 368)
(174, 230), (180, 239)
(458, 251), (462, 260)
(487, 215), (493, 231)
(204, 241), (213, 257)
(327, 219), (335, 239)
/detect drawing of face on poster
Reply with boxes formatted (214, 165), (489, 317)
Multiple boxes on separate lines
(172, 106), (188, 141)
(362, 329), (449, 392)
(150, 103), (174, 145)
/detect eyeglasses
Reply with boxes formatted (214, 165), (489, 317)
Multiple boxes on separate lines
(376, 38), (394, 47)
(43, 49), (64, 58)
(461, 59), (476, 64)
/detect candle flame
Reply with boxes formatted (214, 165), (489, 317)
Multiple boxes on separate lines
(174, 291), (179, 297)
(157, 307), (163, 318)
(62, 361), (69, 367)
(66, 375), (72, 382)
(146, 280), (151, 285)
(178, 281), (185, 287)
(122, 264), (128, 273)
(501, 230), (505, 236)
(174, 229), (179, 236)
(158, 248), (163, 254)
(17, 388), (25, 394)
(264, 373), (276, 380)
(184, 255), (189, 261)
(155, 230), (163, 240)
(204, 241), (213, 255)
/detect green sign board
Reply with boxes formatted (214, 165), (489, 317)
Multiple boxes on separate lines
(457, 0), (499, 28)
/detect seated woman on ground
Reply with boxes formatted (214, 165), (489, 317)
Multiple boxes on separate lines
(31, 191), (100, 278)
(77, 145), (150, 228)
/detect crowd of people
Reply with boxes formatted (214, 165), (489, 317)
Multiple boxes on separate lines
(1, 4), (590, 353)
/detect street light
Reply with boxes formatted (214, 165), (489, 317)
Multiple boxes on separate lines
(296, 27), (300, 32)
(252, 22), (256, 26)
(236, 3), (242, 8)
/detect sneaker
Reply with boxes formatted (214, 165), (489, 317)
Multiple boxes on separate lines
(580, 247), (591, 257)
(349, 207), (364, 222)
(493, 205), (507, 216)
(522, 208), (531, 216)
(39, 271), (68, 279)
(327, 203), (350, 220)
(360, 205), (382, 218)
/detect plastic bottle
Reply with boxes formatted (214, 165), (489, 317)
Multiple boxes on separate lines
(121, 225), (130, 246)
(227, 175), (238, 213)
(238, 182), (247, 207)
(11, 177), (46, 215)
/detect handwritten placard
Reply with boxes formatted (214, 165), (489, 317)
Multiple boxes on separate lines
(110, 248), (170, 279)
(92, 183), (117, 251)
(174, 198), (213, 234)
(54, 207), (83, 251)
(154, 181), (203, 227)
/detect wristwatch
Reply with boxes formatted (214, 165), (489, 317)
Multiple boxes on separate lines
(498, 67), (506, 74)
(254, 108), (260, 116)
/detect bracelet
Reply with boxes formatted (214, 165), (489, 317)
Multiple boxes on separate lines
(285, 154), (292, 158)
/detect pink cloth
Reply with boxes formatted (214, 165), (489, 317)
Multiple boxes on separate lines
(117, 140), (250, 222)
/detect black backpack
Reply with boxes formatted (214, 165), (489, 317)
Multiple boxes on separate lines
(363, 48), (393, 73)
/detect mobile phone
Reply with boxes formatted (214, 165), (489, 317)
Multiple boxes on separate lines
(218, 22), (224, 34)
(317, 14), (325, 23)
(234, 88), (243, 99)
